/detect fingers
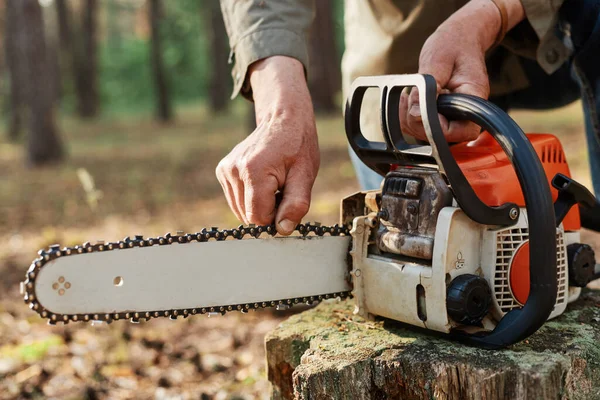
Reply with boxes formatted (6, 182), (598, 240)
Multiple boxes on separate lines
(216, 161), (247, 224)
(443, 77), (489, 142)
(446, 120), (481, 142)
(400, 77), (487, 143)
(224, 180), (244, 223)
(400, 87), (426, 141)
(243, 174), (278, 226)
(410, 33), (490, 144)
(217, 157), (282, 226)
(400, 87), (450, 142)
(275, 168), (313, 236)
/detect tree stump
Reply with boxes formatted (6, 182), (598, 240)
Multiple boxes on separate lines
(266, 289), (600, 400)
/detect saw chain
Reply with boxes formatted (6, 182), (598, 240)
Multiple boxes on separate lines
(22, 222), (353, 325)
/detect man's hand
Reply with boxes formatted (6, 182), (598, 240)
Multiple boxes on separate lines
(401, 0), (525, 142)
(216, 56), (318, 235)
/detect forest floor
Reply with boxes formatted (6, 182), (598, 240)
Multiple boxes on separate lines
(0, 100), (598, 399)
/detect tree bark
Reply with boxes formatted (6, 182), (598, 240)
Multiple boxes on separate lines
(204, 1), (229, 113)
(148, 0), (173, 122)
(55, 0), (72, 52)
(267, 291), (600, 399)
(4, 0), (24, 141)
(55, 0), (87, 113)
(78, 0), (99, 118)
(308, 0), (341, 114)
(12, 0), (64, 166)
(47, 38), (62, 105)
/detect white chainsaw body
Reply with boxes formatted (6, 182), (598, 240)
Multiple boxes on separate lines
(348, 200), (582, 334)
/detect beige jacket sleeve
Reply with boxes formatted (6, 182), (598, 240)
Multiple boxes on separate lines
(219, 0), (315, 100)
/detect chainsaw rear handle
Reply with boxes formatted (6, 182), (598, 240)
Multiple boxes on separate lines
(345, 74), (557, 349)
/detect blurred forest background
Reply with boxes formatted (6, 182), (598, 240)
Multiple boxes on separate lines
(0, 0), (596, 399)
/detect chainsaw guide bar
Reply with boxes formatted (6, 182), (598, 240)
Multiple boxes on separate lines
(22, 222), (353, 325)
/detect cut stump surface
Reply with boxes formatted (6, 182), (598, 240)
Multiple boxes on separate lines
(266, 290), (600, 400)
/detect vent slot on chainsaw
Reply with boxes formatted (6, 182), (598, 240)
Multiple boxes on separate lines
(541, 144), (567, 164)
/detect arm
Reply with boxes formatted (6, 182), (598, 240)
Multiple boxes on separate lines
(217, 1), (317, 235)
(219, 0), (315, 100)
(401, 0), (527, 143)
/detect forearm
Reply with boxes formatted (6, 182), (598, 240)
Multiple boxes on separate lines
(446, 0), (526, 51)
(248, 56), (311, 125)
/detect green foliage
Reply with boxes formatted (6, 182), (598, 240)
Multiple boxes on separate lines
(57, 0), (346, 116)
(0, 335), (64, 363)
(161, 0), (210, 102)
(96, 0), (210, 115)
(99, 38), (154, 113)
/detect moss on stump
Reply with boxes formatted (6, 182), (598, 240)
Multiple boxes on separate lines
(266, 289), (600, 400)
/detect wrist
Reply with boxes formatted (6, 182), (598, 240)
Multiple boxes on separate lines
(449, 0), (525, 51)
(248, 56), (314, 125)
(249, 56), (309, 104)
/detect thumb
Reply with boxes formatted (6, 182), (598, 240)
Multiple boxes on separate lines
(275, 169), (313, 235)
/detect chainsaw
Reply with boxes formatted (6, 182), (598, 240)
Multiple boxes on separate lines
(21, 74), (600, 350)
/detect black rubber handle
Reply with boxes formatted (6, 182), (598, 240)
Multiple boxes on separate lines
(437, 94), (557, 349)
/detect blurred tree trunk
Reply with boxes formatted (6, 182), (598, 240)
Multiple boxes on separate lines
(12, 0), (64, 165)
(78, 0), (99, 118)
(308, 0), (340, 114)
(55, 0), (72, 50)
(56, 0), (87, 114)
(5, 0), (25, 141)
(204, 1), (229, 113)
(55, 0), (75, 96)
(148, 0), (173, 122)
(48, 39), (62, 105)
(55, 0), (71, 100)
(106, 0), (123, 50)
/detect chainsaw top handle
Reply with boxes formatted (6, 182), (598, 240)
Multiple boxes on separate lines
(344, 74), (557, 349)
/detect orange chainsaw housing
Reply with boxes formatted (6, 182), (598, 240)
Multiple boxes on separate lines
(450, 132), (579, 305)
(450, 132), (580, 232)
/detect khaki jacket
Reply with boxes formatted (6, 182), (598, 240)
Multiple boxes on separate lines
(220, 0), (569, 102)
